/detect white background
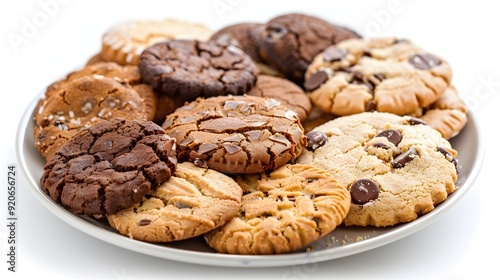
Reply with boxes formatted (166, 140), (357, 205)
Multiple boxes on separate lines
(0, 0), (498, 279)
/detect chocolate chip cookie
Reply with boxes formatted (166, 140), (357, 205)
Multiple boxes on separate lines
(162, 95), (306, 174)
(296, 112), (458, 227)
(246, 75), (312, 121)
(44, 61), (158, 122)
(305, 37), (453, 116)
(108, 162), (242, 243)
(254, 13), (360, 86)
(420, 85), (468, 139)
(205, 164), (350, 255)
(139, 39), (258, 105)
(34, 75), (149, 161)
(41, 118), (177, 217)
(101, 19), (213, 65)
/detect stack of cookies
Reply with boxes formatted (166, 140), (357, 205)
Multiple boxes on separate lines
(34, 13), (466, 255)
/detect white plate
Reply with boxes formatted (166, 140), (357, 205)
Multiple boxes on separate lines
(16, 94), (484, 267)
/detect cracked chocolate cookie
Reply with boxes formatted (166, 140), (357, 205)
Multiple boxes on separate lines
(210, 23), (263, 65)
(162, 95), (307, 174)
(246, 75), (312, 121)
(205, 164), (350, 255)
(210, 22), (282, 76)
(296, 112), (458, 227)
(40, 118), (177, 217)
(139, 39), (258, 106)
(253, 13), (360, 86)
(305, 37), (453, 116)
(420, 85), (468, 139)
(101, 19), (213, 65)
(108, 162), (242, 243)
(34, 75), (149, 161)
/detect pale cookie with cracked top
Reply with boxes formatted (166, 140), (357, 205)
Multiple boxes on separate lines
(107, 162), (242, 243)
(205, 164), (350, 255)
(296, 112), (458, 227)
(101, 19), (213, 65)
(304, 37), (453, 116)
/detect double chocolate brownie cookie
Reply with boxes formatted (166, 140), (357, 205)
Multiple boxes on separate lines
(210, 23), (282, 76)
(420, 85), (468, 139)
(101, 19), (213, 65)
(205, 164), (350, 255)
(108, 162), (242, 242)
(210, 23), (263, 65)
(246, 75), (312, 121)
(34, 75), (149, 161)
(254, 13), (360, 85)
(305, 37), (453, 116)
(162, 95), (306, 174)
(139, 39), (258, 105)
(296, 112), (458, 227)
(41, 118), (177, 217)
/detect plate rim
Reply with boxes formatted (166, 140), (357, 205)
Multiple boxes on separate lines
(16, 93), (485, 267)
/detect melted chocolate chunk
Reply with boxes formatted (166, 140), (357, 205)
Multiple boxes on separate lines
(437, 146), (459, 173)
(393, 146), (418, 169)
(376, 129), (402, 146)
(306, 131), (328, 150)
(408, 53), (441, 70)
(138, 219), (151, 226)
(304, 71), (329, 92)
(365, 100), (376, 112)
(408, 117), (427, 125)
(323, 47), (347, 62)
(350, 179), (380, 205)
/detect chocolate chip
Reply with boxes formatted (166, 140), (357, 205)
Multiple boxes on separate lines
(304, 71), (329, 92)
(350, 179), (380, 205)
(376, 129), (402, 146)
(374, 73), (386, 82)
(263, 24), (288, 41)
(365, 100), (376, 112)
(351, 71), (375, 91)
(138, 219), (151, 226)
(408, 117), (427, 125)
(362, 50), (372, 57)
(306, 131), (328, 150)
(393, 146), (418, 169)
(437, 146), (459, 173)
(408, 53), (441, 70)
(351, 71), (363, 82)
(323, 47), (347, 62)
(373, 142), (390, 149)
(174, 201), (193, 209)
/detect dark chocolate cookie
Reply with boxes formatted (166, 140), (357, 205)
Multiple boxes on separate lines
(40, 118), (177, 217)
(162, 95), (306, 174)
(210, 23), (263, 64)
(246, 75), (312, 121)
(139, 39), (258, 104)
(254, 13), (360, 86)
